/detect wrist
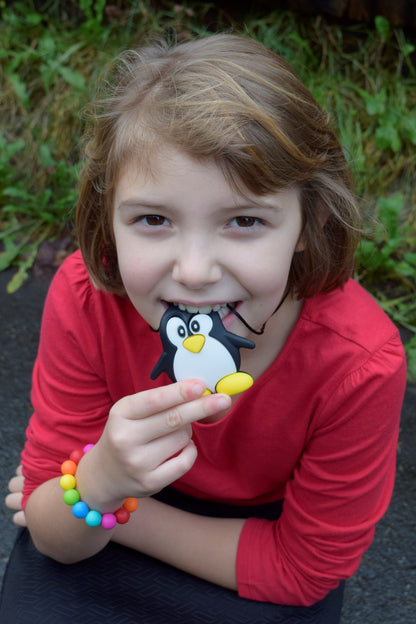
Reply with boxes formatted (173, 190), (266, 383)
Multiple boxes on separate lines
(75, 444), (125, 512)
(60, 444), (138, 529)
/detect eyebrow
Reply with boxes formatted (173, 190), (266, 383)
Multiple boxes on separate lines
(117, 197), (283, 213)
(117, 199), (167, 213)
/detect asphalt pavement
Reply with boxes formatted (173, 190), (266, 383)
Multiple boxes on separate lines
(0, 266), (415, 623)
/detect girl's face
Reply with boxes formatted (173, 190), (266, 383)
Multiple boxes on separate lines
(112, 146), (304, 342)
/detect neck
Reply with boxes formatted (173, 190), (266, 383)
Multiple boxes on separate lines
(240, 295), (303, 382)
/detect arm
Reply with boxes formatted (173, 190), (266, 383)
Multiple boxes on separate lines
(25, 381), (232, 564)
(7, 465), (244, 589)
(235, 334), (407, 606)
(114, 497), (245, 590)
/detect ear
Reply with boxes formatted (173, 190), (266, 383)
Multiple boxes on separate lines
(294, 232), (306, 252)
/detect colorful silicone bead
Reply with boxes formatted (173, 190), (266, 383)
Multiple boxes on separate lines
(114, 507), (130, 524)
(60, 474), (77, 490)
(60, 445), (138, 529)
(72, 501), (89, 518)
(123, 497), (139, 512)
(63, 489), (80, 505)
(85, 510), (102, 527)
(61, 460), (77, 475)
(69, 449), (84, 464)
(101, 513), (117, 530)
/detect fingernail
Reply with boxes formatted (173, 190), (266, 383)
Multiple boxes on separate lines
(191, 383), (205, 397)
(216, 395), (229, 410)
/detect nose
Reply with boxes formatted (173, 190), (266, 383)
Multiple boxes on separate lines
(171, 239), (222, 290)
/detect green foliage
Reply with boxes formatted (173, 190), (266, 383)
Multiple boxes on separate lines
(0, 1), (415, 378)
(0, 137), (78, 292)
(356, 193), (416, 380)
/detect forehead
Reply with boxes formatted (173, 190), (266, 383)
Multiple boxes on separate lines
(114, 147), (302, 228)
(116, 144), (297, 204)
(115, 146), (233, 203)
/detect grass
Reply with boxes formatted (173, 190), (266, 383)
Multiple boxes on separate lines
(0, 0), (415, 379)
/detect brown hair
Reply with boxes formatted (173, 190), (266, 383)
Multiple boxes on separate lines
(76, 33), (361, 298)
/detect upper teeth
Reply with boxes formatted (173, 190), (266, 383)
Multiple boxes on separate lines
(175, 303), (229, 317)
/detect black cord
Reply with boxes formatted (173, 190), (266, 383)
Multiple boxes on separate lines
(227, 291), (289, 336)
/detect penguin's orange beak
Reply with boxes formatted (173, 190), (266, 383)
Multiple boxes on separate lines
(183, 334), (205, 353)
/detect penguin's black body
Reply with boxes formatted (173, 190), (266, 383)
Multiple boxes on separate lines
(151, 306), (255, 395)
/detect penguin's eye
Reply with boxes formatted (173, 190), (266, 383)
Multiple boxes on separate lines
(166, 317), (188, 346)
(190, 320), (200, 333)
(190, 314), (213, 336)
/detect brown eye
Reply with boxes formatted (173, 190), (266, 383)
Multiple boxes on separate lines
(143, 215), (167, 226)
(233, 216), (258, 227)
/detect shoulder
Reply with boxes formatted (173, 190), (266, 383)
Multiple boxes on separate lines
(41, 250), (138, 344)
(292, 280), (407, 396)
(46, 250), (120, 319)
(48, 249), (94, 303)
(301, 279), (401, 355)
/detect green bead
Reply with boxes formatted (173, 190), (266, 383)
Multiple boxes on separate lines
(63, 488), (80, 505)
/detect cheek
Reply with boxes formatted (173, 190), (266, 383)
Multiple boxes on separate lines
(246, 242), (296, 293)
(115, 241), (152, 293)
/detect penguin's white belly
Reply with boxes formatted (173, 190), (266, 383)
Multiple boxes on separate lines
(173, 339), (237, 392)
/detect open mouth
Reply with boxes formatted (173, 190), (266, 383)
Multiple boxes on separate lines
(169, 302), (238, 320)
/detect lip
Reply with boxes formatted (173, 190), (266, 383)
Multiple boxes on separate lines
(161, 300), (243, 324)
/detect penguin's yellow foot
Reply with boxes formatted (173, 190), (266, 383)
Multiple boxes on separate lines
(216, 372), (254, 396)
(202, 389), (212, 396)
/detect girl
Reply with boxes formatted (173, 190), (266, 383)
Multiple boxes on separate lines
(1, 34), (406, 623)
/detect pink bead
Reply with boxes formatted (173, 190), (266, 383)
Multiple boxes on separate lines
(83, 444), (95, 454)
(101, 513), (117, 530)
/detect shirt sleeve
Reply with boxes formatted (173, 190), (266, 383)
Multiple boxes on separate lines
(21, 258), (112, 508)
(236, 331), (406, 606)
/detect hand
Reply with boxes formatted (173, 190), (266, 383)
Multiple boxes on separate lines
(76, 380), (231, 509)
(5, 465), (27, 527)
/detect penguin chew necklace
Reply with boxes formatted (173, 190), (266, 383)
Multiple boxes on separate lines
(151, 306), (255, 395)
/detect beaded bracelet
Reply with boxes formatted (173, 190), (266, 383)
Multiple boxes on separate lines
(59, 444), (138, 530)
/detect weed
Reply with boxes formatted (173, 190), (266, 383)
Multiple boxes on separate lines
(0, 1), (415, 378)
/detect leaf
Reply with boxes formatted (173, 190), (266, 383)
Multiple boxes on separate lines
(375, 16), (391, 42)
(375, 125), (401, 152)
(8, 73), (29, 108)
(39, 144), (56, 168)
(395, 260), (416, 277)
(377, 194), (404, 238)
(57, 65), (86, 90)
(403, 252), (416, 266)
(401, 115), (416, 145)
(2, 186), (33, 200)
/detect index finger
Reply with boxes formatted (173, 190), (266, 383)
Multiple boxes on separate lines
(116, 379), (228, 422)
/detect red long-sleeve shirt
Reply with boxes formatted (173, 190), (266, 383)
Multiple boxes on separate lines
(21, 250), (406, 606)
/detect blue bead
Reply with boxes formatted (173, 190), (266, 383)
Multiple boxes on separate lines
(72, 501), (89, 519)
(85, 510), (102, 527)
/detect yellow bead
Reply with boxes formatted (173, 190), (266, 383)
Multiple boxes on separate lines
(60, 474), (76, 490)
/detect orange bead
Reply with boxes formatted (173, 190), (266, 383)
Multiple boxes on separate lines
(123, 497), (139, 512)
(61, 460), (77, 475)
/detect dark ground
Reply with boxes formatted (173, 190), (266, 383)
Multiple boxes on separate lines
(0, 267), (415, 623)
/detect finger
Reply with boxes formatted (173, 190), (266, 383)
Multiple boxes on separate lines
(16, 465), (23, 477)
(118, 380), (211, 421)
(132, 391), (230, 444)
(141, 439), (198, 493)
(13, 511), (27, 528)
(132, 427), (193, 474)
(8, 475), (24, 493)
(5, 491), (23, 512)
